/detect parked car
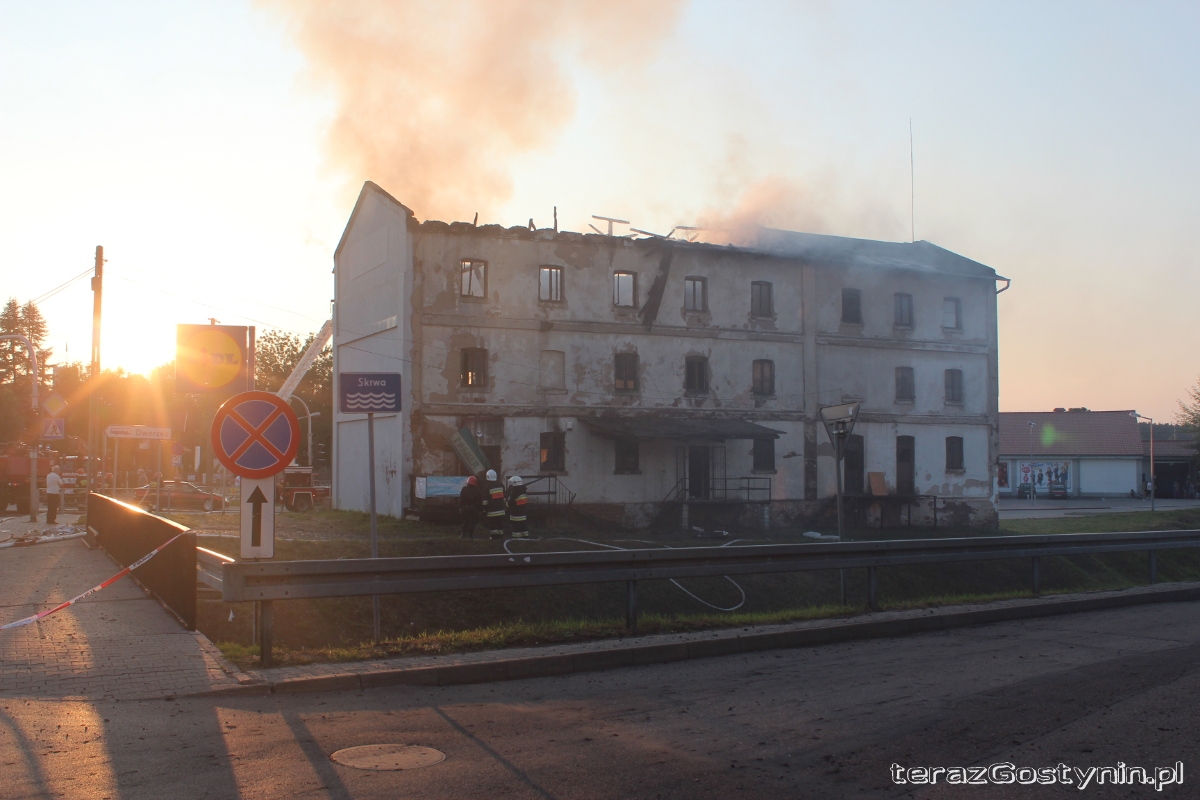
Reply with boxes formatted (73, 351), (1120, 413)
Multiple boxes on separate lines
(134, 481), (226, 512)
(1016, 482), (1033, 499)
(1048, 481), (1068, 499)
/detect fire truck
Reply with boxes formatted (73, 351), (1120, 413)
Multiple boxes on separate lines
(0, 442), (52, 515)
(276, 466), (330, 512)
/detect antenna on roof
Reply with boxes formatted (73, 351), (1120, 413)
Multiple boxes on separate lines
(909, 118), (915, 243)
(591, 214), (630, 236)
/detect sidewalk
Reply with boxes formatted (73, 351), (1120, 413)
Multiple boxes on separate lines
(0, 515), (245, 700)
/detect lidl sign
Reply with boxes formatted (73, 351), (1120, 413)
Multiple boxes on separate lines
(176, 324), (253, 396)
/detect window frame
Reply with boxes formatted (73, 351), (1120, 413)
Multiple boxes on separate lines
(460, 348), (488, 388)
(752, 359), (775, 396)
(539, 431), (566, 473)
(614, 438), (640, 474)
(945, 436), (965, 471)
(613, 271), (637, 308)
(540, 349), (566, 393)
(538, 265), (563, 303)
(684, 276), (708, 312)
(944, 368), (964, 405)
(460, 259), (487, 299)
(751, 281), (773, 317)
(895, 366), (915, 402)
(614, 352), (639, 393)
(942, 297), (962, 330)
(894, 292), (914, 328)
(752, 438), (776, 473)
(842, 287), (863, 325)
(684, 356), (709, 394)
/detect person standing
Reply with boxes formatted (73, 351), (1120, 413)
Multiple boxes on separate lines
(45, 465), (63, 524)
(458, 475), (484, 539)
(483, 469), (507, 539)
(506, 475), (529, 538)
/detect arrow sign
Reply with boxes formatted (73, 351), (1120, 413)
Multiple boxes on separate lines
(247, 485), (266, 546)
(239, 477), (275, 559)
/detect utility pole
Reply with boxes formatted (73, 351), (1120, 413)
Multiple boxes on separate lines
(88, 246), (103, 500)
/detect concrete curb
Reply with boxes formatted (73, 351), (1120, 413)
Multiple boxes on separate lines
(195, 582), (1200, 697)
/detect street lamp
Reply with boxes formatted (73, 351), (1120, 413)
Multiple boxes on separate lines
(820, 402), (860, 607)
(288, 396), (321, 468)
(1028, 421), (1036, 505)
(1132, 412), (1154, 512)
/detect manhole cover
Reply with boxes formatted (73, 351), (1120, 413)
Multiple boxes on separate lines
(330, 744), (446, 771)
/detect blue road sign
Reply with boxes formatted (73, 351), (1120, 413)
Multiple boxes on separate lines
(339, 372), (401, 414)
(211, 391), (300, 479)
(41, 417), (65, 440)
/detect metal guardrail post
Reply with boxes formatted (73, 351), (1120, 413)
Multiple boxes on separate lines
(1150, 551), (1158, 585)
(259, 600), (274, 667)
(626, 580), (638, 633)
(1032, 556), (1041, 596)
(867, 566), (879, 610)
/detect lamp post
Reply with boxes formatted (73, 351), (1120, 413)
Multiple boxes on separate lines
(1132, 412), (1154, 512)
(1028, 421), (1036, 505)
(288, 396), (321, 468)
(820, 402), (860, 606)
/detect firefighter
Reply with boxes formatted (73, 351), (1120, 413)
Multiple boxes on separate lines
(506, 475), (529, 538)
(458, 475), (484, 539)
(483, 469), (507, 539)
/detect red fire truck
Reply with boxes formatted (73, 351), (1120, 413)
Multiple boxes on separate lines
(277, 466), (330, 512)
(0, 442), (52, 515)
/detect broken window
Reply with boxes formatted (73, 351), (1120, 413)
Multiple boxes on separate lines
(614, 352), (638, 392)
(894, 293), (913, 328)
(752, 359), (775, 395)
(539, 266), (563, 302)
(613, 271), (636, 307)
(752, 438), (775, 472)
(460, 259), (486, 298)
(944, 368), (964, 404)
(895, 366), (915, 402)
(946, 436), (964, 471)
(942, 297), (962, 330)
(751, 281), (773, 317)
(842, 288), (863, 324)
(685, 356), (709, 393)
(460, 348), (488, 388)
(540, 350), (566, 392)
(684, 277), (707, 312)
(896, 435), (916, 494)
(539, 431), (566, 472)
(615, 439), (639, 474)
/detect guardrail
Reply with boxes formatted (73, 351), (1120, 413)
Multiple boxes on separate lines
(218, 528), (1200, 666)
(87, 493), (197, 629)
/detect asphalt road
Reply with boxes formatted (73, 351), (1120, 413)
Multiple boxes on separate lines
(5, 601), (1200, 799)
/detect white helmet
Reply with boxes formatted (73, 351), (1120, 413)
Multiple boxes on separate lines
(485, 469), (497, 481)
(508, 475), (523, 486)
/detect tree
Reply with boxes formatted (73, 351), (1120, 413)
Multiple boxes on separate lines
(1178, 376), (1200, 453)
(0, 297), (53, 385)
(253, 329), (332, 468)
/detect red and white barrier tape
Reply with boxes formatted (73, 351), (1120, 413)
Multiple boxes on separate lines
(1, 532), (188, 631)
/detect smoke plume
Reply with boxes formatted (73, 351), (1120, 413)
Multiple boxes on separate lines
(260, 0), (684, 222)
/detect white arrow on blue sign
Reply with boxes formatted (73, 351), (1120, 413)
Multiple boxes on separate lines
(339, 372), (401, 414)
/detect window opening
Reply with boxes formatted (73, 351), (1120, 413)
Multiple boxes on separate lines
(460, 259), (486, 298)
(539, 266), (562, 302)
(752, 359), (775, 395)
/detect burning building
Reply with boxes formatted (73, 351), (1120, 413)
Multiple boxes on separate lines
(332, 181), (1005, 529)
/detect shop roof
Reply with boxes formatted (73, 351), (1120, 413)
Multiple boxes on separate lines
(999, 411), (1143, 458)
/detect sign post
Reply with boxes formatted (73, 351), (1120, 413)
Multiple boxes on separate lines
(339, 372), (402, 644)
(820, 402), (860, 606)
(211, 391), (300, 667)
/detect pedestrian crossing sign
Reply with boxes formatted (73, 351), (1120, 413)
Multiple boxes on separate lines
(42, 417), (65, 440)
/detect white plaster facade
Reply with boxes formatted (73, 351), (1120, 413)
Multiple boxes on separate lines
(333, 182), (1004, 528)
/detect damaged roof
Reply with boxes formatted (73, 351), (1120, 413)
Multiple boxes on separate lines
(745, 227), (1002, 281)
(582, 417), (784, 441)
(999, 411), (1143, 458)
